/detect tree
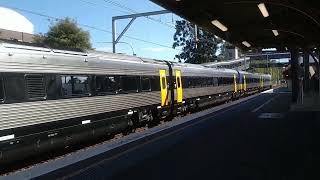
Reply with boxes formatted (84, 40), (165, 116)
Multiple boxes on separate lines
(173, 20), (224, 64)
(33, 18), (91, 51)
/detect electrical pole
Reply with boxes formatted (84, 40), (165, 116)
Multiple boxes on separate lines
(195, 25), (198, 49)
(112, 10), (170, 53)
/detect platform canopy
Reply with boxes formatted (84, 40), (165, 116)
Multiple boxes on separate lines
(151, 0), (320, 50)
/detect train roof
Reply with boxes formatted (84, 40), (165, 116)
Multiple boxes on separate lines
(0, 41), (269, 78)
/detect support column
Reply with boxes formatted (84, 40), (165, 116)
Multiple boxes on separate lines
(112, 19), (116, 53)
(303, 51), (310, 92)
(290, 48), (299, 103)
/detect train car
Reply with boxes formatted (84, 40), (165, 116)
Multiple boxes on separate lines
(0, 42), (169, 164)
(261, 74), (272, 90)
(237, 70), (271, 94)
(174, 63), (239, 110)
(0, 42), (271, 165)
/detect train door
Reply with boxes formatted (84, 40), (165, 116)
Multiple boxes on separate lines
(239, 73), (243, 92)
(175, 70), (183, 103)
(233, 74), (238, 92)
(159, 70), (169, 106)
(243, 75), (247, 91)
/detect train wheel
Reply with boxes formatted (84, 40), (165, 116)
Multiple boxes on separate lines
(122, 118), (135, 135)
(149, 109), (160, 127)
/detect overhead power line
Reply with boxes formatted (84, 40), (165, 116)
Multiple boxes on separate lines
(102, 0), (176, 29)
(0, 5), (179, 51)
(80, 0), (176, 29)
(79, 0), (128, 14)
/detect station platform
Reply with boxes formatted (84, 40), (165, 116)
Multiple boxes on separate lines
(291, 91), (320, 111)
(2, 87), (320, 180)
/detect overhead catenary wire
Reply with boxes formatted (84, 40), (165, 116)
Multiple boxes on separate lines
(79, 0), (176, 29)
(0, 5), (181, 51)
(102, 0), (176, 29)
(79, 0), (128, 15)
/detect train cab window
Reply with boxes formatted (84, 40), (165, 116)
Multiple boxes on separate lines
(150, 76), (160, 91)
(4, 74), (26, 102)
(0, 78), (4, 101)
(141, 77), (151, 92)
(120, 76), (139, 92)
(61, 75), (90, 97)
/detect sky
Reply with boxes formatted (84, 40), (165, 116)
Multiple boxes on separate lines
(0, 0), (182, 61)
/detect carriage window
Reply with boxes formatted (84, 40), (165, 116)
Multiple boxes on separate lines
(219, 77), (233, 85)
(61, 75), (90, 97)
(141, 77), (151, 91)
(107, 76), (120, 93)
(213, 77), (218, 86)
(46, 75), (62, 99)
(207, 77), (213, 86)
(4, 74), (25, 102)
(218, 77), (222, 85)
(221, 77), (233, 85)
(201, 77), (207, 87)
(150, 76), (160, 91)
(73, 76), (89, 95)
(121, 76), (139, 92)
(61, 76), (72, 96)
(182, 77), (189, 88)
(191, 77), (198, 87)
(95, 75), (120, 94)
(0, 78), (4, 101)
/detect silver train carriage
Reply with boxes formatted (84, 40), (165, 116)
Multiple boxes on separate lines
(0, 42), (271, 164)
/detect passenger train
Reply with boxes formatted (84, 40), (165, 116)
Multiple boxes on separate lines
(0, 42), (271, 165)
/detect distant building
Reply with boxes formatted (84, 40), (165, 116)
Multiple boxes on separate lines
(0, 7), (34, 43)
(202, 57), (250, 70)
(0, 28), (34, 43)
(225, 46), (240, 60)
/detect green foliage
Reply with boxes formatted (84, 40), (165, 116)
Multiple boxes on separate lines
(33, 18), (91, 51)
(173, 20), (224, 64)
(33, 34), (46, 44)
(248, 60), (283, 83)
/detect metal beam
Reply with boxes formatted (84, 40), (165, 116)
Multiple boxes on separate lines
(290, 48), (300, 103)
(111, 10), (171, 53)
(115, 17), (136, 44)
(309, 51), (319, 66)
(304, 51), (310, 92)
(112, 10), (170, 21)
(112, 19), (116, 53)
